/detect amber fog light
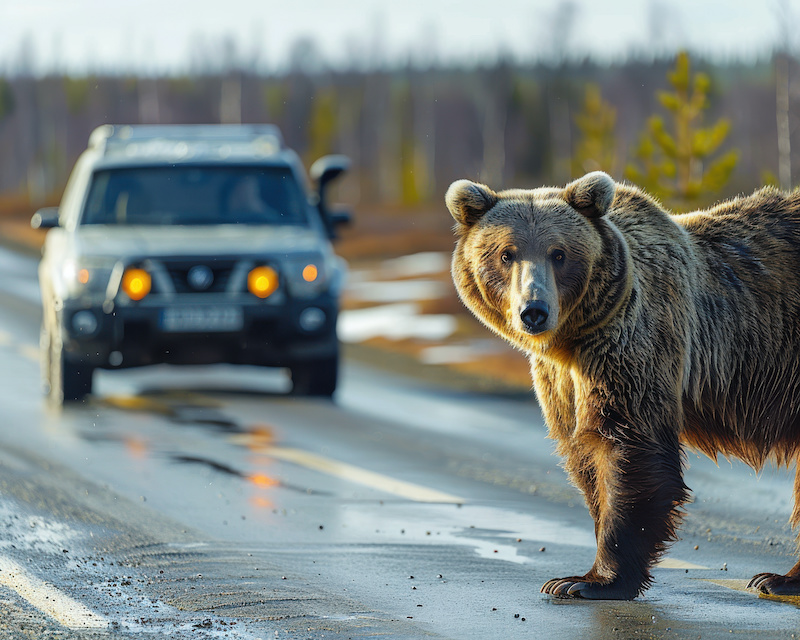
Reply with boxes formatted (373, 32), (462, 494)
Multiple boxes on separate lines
(248, 265), (279, 299)
(302, 264), (318, 282)
(121, 268), (151, 301)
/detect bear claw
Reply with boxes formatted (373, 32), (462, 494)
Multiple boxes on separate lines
(541, 576), (588, 598)
(748, 573), (800, 595)
(541, 576), (639, 600)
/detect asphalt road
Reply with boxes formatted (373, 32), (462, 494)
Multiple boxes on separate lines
(0, 245), (799, 639)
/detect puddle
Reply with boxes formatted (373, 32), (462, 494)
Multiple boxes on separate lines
(100, 394), (240, 430)
(169, 407), (238, 429)
(338, 502), (595, 566)
(171, 455), (332, 496)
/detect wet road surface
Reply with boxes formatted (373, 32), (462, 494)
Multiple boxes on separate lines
(0, 246), (800, 638)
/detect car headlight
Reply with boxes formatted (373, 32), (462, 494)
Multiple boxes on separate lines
(121, 267), (152, 301)
(62, 259), (114, 296)
(247, 265), (279, 299)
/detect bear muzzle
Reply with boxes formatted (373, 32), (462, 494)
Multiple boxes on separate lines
(520, 300), (551, 334)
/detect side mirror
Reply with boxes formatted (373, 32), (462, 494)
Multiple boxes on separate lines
(310, 154), (351, 188)
(330, 208), (351, 228)
(31, 207), (60, 230)
(309, 155), (351, 239)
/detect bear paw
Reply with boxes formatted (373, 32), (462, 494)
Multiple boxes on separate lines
(748, 572), (800, 595)
(540, 576), (638, 600)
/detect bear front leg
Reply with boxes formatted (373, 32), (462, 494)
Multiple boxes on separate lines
(748, 564), (800, 595)
(748, 464), (800, 595)
(541, 427), (689, 600)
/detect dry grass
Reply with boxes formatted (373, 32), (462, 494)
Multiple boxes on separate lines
(336, 202), (455, 261)
(0, 218), (46, 255)
(450, 353), (532, 390)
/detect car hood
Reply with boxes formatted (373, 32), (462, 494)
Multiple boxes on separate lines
(70, 225), (327, 259)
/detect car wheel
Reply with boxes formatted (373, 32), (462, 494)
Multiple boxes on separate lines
(290, 355), (338, 397)
(47, 328), (93, 404)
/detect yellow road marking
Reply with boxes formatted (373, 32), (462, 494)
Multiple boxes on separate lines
(656, 557), (710, 570)
(101, 393), (222, 415)
(102, 395), (174, 414)
(0, 555), (108, 630)
(705, 578), (800, 606)
(703, 578), (751, 591)
(236, 440), (465, 504)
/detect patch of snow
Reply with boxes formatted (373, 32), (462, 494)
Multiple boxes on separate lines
(339, 303), (457, 342)
(381, 252), (450, 278)
(419, 340), (510, 365)
(347, 279), (448, 303)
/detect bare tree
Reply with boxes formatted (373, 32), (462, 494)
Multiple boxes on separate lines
(775, 0), (793, 190)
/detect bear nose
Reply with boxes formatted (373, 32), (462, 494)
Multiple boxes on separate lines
(520, 301), (550, 332)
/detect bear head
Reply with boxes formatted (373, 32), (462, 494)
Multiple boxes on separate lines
(447, 171), (619, 353)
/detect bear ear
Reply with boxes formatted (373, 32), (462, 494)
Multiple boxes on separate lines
(563, 171), (616, 219)
(446, 180), (498, 227)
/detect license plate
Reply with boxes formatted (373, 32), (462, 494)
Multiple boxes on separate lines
(161, 306), (243, 332)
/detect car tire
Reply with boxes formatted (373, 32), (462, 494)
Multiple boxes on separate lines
(44, 324), (93, 404)
(290, 355), (338, 397)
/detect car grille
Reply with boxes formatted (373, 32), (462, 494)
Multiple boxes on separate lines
(148, 260), (239, 295)
(167, 265), (234, 293)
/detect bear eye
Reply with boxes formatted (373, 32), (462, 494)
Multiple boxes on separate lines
(501, 250), (515, 264)
(551, 249), (566, 263)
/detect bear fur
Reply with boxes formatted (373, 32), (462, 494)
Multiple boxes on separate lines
(447, 172), (800, 599)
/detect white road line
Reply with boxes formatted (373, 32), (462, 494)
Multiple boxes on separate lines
(240, 442), (465, 504)
(0, 555), (108, 630)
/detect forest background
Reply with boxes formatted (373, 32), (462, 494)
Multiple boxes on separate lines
(0, 50), (794, 233)
(1, 22), (798, 386)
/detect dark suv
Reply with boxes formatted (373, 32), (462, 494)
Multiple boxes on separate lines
(33, 124), (350, 403)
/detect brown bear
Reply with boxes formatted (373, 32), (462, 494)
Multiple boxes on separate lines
(447, 171), (800, 600)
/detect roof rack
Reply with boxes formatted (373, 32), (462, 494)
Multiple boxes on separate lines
(88, 124), (285, 160)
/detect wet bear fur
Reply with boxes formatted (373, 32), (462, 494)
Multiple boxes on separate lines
(447, 171), (800, 599)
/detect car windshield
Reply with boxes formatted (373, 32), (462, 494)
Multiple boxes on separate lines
(81, 166), (310, 226)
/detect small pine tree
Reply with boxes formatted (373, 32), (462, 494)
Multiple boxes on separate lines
(572, 83), (617, 177)
(625, 51), (739, 209)
(307, 88), (338, 163)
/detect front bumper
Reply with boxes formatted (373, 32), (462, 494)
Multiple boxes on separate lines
(59, 292), (339, 369)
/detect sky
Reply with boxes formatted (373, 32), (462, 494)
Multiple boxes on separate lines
(1, 0), (794, 74)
